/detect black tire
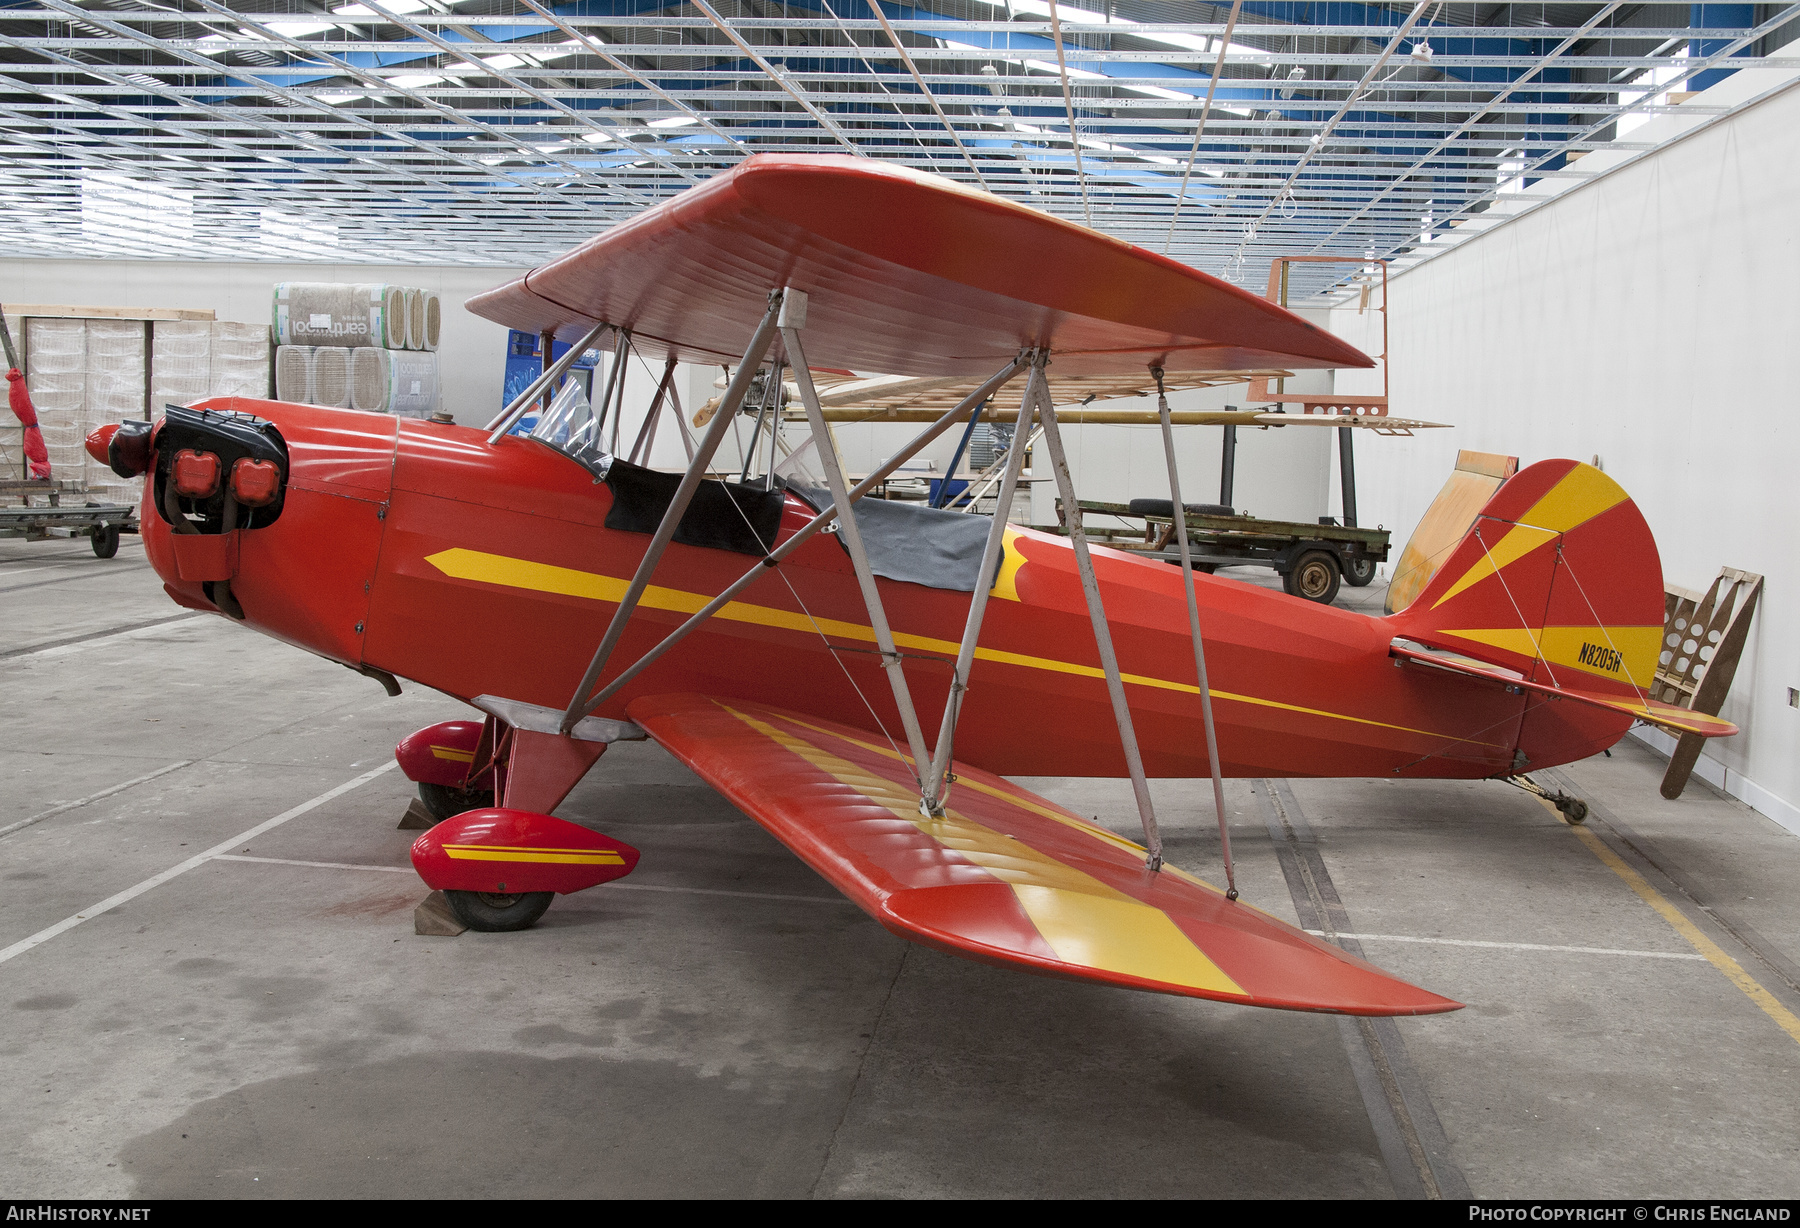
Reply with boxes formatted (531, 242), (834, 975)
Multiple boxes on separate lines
(1344, 554), (1376, 587)
(1284, 550), (1341, 604)
(444, 889), (554, 933)
(1128, 498), (1235, 519)
(91, 526), (120, 559)
(418, 781), (495, 822)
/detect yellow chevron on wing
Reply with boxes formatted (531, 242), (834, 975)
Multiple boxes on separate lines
(1432, 465), (1630, 609)
(719, 703), (1244, 997)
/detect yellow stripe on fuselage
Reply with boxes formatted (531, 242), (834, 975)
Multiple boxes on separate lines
(422, 546), (1483, 746)
(430, 745), (476, 764)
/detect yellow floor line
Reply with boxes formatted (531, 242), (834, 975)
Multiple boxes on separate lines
(1547, 800), (1800, 1048)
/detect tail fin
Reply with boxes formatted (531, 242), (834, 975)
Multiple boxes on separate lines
(1390, 459), (1665, 709)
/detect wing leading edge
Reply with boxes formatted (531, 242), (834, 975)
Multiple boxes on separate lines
(627, 693), (1461, 1017)
(466, 154), (1372, 378)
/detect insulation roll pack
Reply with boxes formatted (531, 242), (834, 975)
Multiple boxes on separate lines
(420, 290), (441, 351)
(275, 344), (314, 404)
(274, 282), (396, 349)
(382, 285), (408, 349)
(25, 318), (85, 378)
(402, 288), (421, 351)
(84, 320), (147, 422)
(312, 345), (351, 408)
(209, 321), (273, 398)
(152, 320), (212, 406)
(350, 347), (438, 417)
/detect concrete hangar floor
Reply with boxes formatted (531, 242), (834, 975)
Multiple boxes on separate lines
(3, 533), (1798, 1201)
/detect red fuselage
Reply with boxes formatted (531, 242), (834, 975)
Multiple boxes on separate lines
(144, 400), (1626, 780)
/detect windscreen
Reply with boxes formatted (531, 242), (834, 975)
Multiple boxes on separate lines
(527, 378), (612, 479)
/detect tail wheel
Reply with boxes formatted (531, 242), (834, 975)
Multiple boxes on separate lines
(1556, 797), (1590, 824)
(444, 890), (554, 932)
(418, 781), (495, 822)
(1284, 550), (1341, 605)
(1344, 555), (1376, 587)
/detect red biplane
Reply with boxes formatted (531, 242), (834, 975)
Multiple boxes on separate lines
(92, 155), (1734, 1020)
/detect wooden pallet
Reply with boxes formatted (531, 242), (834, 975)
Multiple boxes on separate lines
(1653, 567), (1762, 799)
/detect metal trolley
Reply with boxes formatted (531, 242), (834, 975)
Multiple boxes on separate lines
(0, 480), (138, 558)
(1056, 498), (1388, 606)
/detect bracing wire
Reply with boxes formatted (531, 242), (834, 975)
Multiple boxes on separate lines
(1552, 543), (1654, 711)
(1469, 522), (1560, 687)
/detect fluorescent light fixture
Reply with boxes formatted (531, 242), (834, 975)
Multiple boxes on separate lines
(444, 54), (529, 75)
(943, 42), (1203, 104)
(648, 116), (698, 128)
(388, 74), (446, 88)
(332, 0), (430, 15)
(962, 0), (1268, 59)
(265, 21), (335, 37)
(316, 92), (367, 105)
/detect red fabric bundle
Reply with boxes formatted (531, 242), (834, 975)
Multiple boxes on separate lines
(6, 368), (50, 479)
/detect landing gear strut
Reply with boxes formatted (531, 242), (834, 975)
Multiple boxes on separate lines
(1502, 773), (1589, 823)
(417, 781), (495, 822)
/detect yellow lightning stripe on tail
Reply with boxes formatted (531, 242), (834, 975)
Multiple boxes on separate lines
(1435, 625), (1664, 689)
(1433, 465), (1630, 609)
(720, 703), (1245, 997)
(430, 745), (476, 764)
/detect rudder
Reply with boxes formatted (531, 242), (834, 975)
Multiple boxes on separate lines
(1389, 459), (1666, 764)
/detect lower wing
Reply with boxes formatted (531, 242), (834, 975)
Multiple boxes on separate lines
(626, 693), (1461, 1018)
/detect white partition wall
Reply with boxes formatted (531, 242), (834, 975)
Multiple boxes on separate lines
(1331, 84), (1800, 832)
(0, 259), (525, 425)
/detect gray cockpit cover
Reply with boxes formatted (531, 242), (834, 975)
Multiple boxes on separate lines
(792, 486), (994, 592)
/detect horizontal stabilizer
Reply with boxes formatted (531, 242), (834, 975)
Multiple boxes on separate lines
(1390, 639), (1737, 739)
(628, 693), (1461, 1017)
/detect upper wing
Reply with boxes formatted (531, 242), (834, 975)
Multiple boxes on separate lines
(626, 693), (1460, 1018)
(466, 154), (1372, 379)
(1389, 639), (1738, 738)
